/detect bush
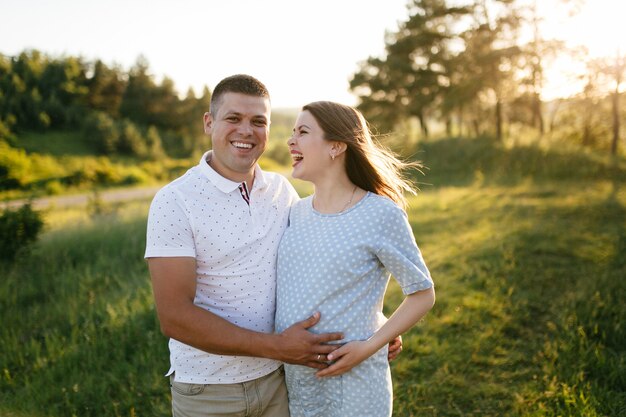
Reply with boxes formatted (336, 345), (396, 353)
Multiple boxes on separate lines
(0, 203), (44, 261)
(117, 119), (146, 156)
(84, 112), (119, 155)
(0, 141), (31, 190)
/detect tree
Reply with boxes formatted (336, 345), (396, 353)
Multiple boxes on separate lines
(86, 60), (126, 117)
(120, 55), (157, 126)
(145, 125), (165, 159)
(461, 0), (523, 141)
(601, 52), (625, 155)
(350, 0), (471, 137)
(84, 111), (119, 155)
(610, 53), (625, 155)
(117, 119), (146, 156)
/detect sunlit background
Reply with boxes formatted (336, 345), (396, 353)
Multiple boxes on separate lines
(1, 1), (625, 416)
(2, 0), (623, 108)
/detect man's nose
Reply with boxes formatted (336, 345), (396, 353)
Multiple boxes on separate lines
(238, 122), (253, 136)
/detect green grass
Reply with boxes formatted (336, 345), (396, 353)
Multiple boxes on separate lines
(1, 137), (625, 416)
(0, 201), (169, 416)
(387, 181), (625, 416)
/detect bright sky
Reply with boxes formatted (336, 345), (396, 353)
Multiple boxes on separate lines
(1, 0), (623, 107)
(534, 0), (626, 99)
(1, 0), (408, 109)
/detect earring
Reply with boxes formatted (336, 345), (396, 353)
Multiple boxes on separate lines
(331, 154), (335, 160)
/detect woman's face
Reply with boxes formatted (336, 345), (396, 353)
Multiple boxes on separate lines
(287, 110), (334, 181)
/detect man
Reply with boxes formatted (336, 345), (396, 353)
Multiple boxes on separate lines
(145, 74), (400, 417)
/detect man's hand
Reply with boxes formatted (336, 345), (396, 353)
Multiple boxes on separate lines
(388, 335), (402, 361)
(276, 312), (343, 369)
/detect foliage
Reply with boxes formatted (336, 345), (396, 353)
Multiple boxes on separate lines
(0, 203), (44, 261)
(350, 0), (624, 152)
(0, 50), (211, 159)
(0, 141), (32, 189)
(84, 111), (120, 155)
(0, 136), (195, 201)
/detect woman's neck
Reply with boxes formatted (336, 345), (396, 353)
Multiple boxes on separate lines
(312, 176), (360, 214)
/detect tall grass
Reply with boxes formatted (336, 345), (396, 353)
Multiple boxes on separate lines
(388, 181), (625, 416)
(1, 137), (624, 416)
(0, 203), (170, 416)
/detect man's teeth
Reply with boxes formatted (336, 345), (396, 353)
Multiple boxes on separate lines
(233, 142), (253, 149)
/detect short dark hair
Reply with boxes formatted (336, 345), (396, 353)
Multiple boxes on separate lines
(210, 74), (270, 117)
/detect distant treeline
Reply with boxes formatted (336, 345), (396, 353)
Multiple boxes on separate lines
(0, 51), (211, 158)
(349, 0), (625, 155)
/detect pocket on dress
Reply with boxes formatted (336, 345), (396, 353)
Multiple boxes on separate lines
(295, 375), (343, 417)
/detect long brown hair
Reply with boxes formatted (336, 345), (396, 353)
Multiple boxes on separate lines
(302, 101), (421, 209)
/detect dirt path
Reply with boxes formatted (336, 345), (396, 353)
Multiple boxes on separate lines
(0, 185), (163, 211)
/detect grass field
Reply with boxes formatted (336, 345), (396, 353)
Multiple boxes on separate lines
(1, 137), (624, 416)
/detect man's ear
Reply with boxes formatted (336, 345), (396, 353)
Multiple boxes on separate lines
(203, 112), (212, 135)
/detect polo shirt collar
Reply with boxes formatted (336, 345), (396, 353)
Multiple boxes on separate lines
(199, 151), (268, 193)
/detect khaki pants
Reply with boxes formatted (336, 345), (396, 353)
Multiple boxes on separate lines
(170, 367), (290, 417)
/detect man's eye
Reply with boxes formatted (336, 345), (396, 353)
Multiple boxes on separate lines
(253, 120), (267, 126)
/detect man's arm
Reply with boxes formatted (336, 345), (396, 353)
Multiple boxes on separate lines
(148, 257), (343, 368)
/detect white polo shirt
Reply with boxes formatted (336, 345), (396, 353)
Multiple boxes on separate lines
(145, 151), (299, 384)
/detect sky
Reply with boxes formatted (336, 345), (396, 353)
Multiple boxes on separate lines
(1, 0), (624, 108)
(1, 0), (408, 109)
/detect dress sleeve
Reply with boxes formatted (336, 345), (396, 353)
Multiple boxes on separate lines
(144, 186), (196, 258)
(375, 204), (433, 295)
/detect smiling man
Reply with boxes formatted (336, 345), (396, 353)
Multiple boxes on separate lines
(144, 74), (344, 417)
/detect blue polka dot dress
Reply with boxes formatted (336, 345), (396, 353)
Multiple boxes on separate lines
(275, 192), (433, 417)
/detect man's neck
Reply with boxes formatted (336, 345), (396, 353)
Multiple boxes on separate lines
(206, 153), (255, 188)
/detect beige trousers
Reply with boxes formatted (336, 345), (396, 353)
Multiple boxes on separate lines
(170, 366), (290, 417)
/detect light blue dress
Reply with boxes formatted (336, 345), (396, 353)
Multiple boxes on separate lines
(275, 192), (433, 417)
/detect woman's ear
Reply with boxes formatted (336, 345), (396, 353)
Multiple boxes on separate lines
(331, 141), (348, 157)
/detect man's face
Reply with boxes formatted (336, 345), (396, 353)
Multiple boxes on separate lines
(204, 92), (270, 183)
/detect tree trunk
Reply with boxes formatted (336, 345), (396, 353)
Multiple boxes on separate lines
(533, 93), (544, 135)
(417, 112), (429, 138)
(548, 99), (561, 133)
(495, 99), (502, 141)
(611, 88), (620, 155)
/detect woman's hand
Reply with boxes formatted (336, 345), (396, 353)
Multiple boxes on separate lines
(387, 335), (402, 361)
(314, 340), (377, 377)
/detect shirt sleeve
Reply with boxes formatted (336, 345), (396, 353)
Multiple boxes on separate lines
(375, 203), (433, 295)
(144, 186), (196, 258)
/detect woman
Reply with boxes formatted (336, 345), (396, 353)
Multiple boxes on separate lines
(275, 101), (436, 417)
